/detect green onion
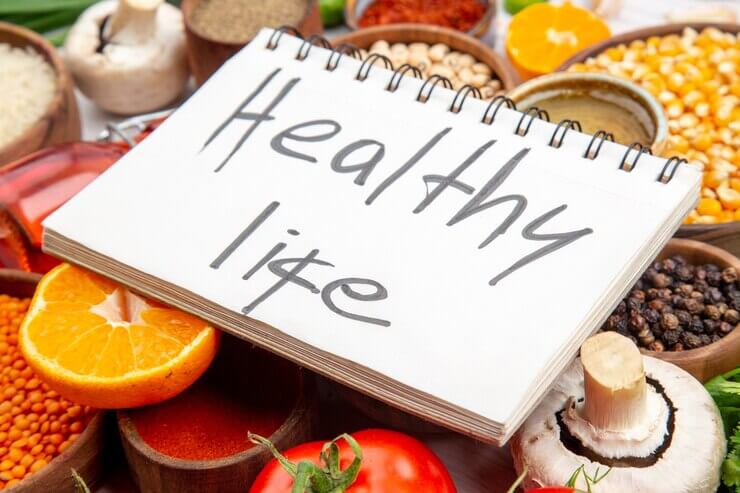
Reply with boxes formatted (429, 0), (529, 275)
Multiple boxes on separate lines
(0, 0), (96, 16)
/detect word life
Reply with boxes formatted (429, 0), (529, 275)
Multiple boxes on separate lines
(210, 201), (390, 327)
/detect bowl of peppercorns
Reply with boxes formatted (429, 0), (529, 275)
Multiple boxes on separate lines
(603, 238), (740, 382)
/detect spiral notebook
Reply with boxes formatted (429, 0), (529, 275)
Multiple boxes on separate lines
(42, 28), (701, 445)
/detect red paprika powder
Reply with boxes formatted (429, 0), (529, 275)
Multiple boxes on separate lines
(128, 344), (298, 461)
(358, 0), (486, 32)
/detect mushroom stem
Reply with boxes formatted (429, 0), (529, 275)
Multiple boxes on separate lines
(104, 0), (164, 45)
(581, 332), (648, 432)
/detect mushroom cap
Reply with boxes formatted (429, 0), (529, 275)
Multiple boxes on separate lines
(64, 0), (189, 114)
(511, 356), (725, 492)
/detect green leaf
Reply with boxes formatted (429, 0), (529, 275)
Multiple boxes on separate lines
(724, 448), (740, 490)
(0, 0), (96, 15)
(22, 8), (83, 33)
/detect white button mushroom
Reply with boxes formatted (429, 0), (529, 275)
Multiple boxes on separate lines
(64, 0), (189, 114)
(511, 332), (726, 493)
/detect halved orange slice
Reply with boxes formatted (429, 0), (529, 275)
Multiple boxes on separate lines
(19, 264), (219, 409)
(506, 2), (611, 79)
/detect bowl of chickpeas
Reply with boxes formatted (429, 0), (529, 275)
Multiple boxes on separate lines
(332, 24), (519, 98)
(559, 23), (740, 254)
(0, 269), (107, 493)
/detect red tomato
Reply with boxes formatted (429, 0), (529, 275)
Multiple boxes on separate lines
(249, 429), (456, 492)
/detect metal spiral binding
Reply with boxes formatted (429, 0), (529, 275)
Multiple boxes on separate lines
(268, 26), (687, 185)
(658, 157), (687, 183)
(266, 26), (303, 50)
(584, 130), (615, 160)
(481, 96), (516, 125)
(619, 142), (652, 172)
(356, 54), (394, 81)
(417, 75), (453, 103)
(449, 85), (482, 113)
(387, 64), (423, 92)
(515, 107), (549, 137)
(549, 119), (582, 148)
(326, 44), (362, 71)
(296, 35), (331, 61)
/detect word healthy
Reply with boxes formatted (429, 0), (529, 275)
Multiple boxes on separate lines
(205, 67), (593, 327)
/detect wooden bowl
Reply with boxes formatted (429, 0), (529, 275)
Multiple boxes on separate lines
(559, 22), (740, 256)
(181, 0), (324, 85)
(344, 0), (495, 39)
(0, 23), (81, 167)
(639, 239), (740, 382)
(332, 24), (519, 91)
(0, 269), (107, 493)
(558, 22), (740, 71)
(117, 335), (317, 493)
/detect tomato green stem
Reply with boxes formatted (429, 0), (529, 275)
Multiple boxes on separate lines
(249, 432), (363, 493)
(506, 466), (527, 493)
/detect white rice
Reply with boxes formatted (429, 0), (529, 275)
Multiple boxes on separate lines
(0, 43), (57, 149)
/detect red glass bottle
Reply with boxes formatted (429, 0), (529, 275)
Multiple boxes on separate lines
(0, 113), (167, 273)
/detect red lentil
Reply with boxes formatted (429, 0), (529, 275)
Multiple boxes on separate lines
(0, 295), (95, 489)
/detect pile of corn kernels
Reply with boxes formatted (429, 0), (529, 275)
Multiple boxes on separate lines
(569, 27), (740, 224)
(0, 294), (95, 489)
(366, 40), (504, 99)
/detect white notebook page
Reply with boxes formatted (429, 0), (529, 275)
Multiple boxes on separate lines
(44, 29), (701, 432)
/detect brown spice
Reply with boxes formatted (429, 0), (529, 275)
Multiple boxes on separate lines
(189, 0), (308, 44)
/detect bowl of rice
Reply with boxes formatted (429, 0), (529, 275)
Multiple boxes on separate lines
(0, 22), (81, 166)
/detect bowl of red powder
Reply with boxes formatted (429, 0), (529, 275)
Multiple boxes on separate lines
(346, 0), (494, 38)
(116, 334), (317, 493)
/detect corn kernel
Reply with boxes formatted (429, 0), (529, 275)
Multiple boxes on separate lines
(698, 197), (723, 216)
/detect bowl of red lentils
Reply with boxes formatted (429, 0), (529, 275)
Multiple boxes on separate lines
(345, 0), (495, 39)
(0, 269), (106, 493)
(559, 23), (740, 254)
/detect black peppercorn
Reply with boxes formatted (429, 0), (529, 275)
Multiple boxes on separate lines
(674, 309), (691, 327)
(652, 273), (673, 288)
(661, 329), (681, 346)
(681, 332), (703, 349)
(684, 298), (704, 315)
(603, 257), (738, 352)
(705, 287), (723, 304)
(660, 313), (679, 331)
(704, 304), (721, 320)
(647, 299), (664, 312)
(662, 258), (677, 274)
(721, 267), (738, 284)
(629, 313), (648, 334)
(719, 322), (735, 335)
(702, 319), (718, 334)
(675, 265), (693, 282)
(724, 309), (740, 324)
(627, 297), (643, 312)
(676, 284), (693, 297)
(648, 340), (665, 352)
(637, 328), (655, 346)
(643, 308), (660, 324)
